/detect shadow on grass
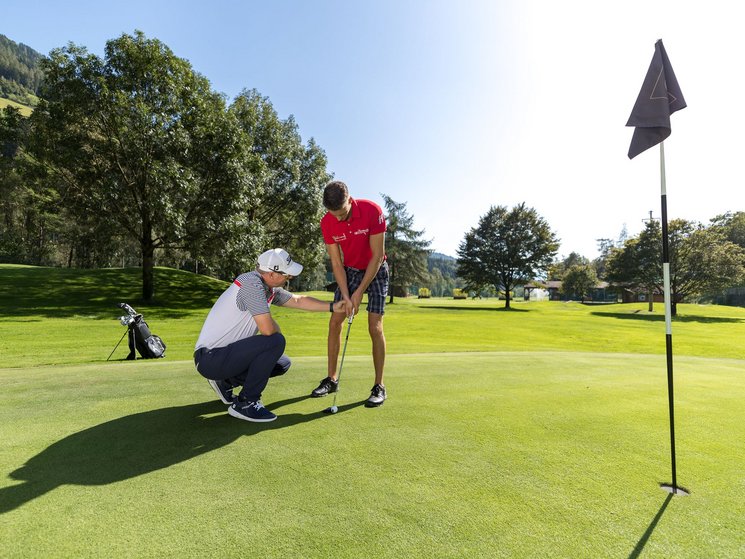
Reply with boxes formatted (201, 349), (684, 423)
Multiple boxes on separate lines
(0, 397), (364, 514)
(591, 311), (744, 324)
(628, 493), (673, 559)
(420, 305), (529, 313)
(0, 266), (225, 319)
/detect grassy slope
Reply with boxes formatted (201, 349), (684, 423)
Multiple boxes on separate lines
(0, 97), (33, 116)
(1, 265), (744, 558)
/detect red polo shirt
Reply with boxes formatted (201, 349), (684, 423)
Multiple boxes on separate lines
(321, 197), (387, 270)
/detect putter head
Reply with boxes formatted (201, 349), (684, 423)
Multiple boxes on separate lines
(322, 405), (338, 414)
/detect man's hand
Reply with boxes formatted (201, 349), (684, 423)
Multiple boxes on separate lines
(351, 290), (363, 315)
(332, 301), (347, 313)
(343, 296), (356, 317)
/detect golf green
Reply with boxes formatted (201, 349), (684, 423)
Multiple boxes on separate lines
(1, 351), (742, 558)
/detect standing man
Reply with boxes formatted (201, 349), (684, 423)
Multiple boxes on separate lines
(310, 180), (389, 407)
(195, 248), (345, 423)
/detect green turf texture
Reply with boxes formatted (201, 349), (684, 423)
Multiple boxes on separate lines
(1, 265), (744, 558)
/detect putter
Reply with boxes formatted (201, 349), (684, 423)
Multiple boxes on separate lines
(323, 313), (354, 414)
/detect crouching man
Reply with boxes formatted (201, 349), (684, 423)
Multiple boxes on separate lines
(194, 248), (345, 422)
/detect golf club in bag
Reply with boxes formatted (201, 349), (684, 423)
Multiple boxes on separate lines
(323, 314), (354, 414)
(107, 302), (166, 360)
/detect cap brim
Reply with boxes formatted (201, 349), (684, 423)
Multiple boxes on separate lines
(286, 262), (303, 276)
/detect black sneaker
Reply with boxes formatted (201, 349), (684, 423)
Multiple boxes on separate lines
(365, 384), (387, 407)
(311, 377), (338, 398)
(228, 398), (277, 422)
(208, 379), (235, 405)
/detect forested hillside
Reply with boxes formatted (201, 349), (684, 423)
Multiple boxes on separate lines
(0, 34), (43, 106)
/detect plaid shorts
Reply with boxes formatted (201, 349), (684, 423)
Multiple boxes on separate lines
(334, 262), (389, 314)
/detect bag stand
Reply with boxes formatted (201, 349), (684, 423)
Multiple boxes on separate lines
(106, 323), (138, 361)
(107, 327), (128, 361)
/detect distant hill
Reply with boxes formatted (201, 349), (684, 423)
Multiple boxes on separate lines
(0, 33), (43, 108)
(430, 251), (455, 261)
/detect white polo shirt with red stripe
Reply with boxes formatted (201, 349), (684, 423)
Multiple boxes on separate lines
(194, 271), (291, 351)
(320, 197), (386, 269)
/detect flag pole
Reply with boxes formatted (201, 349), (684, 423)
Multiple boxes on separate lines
(627, 39), (688, 495)
(659, 141), (681, 494)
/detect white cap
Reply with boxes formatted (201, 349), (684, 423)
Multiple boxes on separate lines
(257, 248), (304, 276)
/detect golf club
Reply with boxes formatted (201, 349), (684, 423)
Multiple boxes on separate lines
(322, 313), (354, 414)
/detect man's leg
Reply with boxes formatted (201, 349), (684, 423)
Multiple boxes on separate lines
(225, 334), (286, 422)
(195, 334), (285, 409)
(368, 312), (385, 385)
(326, 312), (346, 379)
(230, 334), (286, 400)
(270, 354), (292, 377)
(364, 263), (388, 407)
(311, 312), (346, 398)
(199, 334), (286, 400)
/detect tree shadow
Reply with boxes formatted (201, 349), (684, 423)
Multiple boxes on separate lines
(0, 397), (364, 514)
(627, 493), (673, 559)
(591, 311), (743, 324)
(420, 306), (530, 313)
(0, 267), (224, 319)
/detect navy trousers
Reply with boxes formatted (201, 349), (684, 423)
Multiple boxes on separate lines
(194, 333), (290, 401)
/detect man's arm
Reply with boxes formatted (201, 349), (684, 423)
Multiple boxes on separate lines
(351, 232), (385, 312)
(254, 312), (280, 336)
(255, 296), (344, 336)
(326, 242), (354, 315)
(282, 295), (346, 313)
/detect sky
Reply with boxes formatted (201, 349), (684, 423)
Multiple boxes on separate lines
(4, 0), (744, 258)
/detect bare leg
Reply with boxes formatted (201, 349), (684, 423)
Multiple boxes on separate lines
(368, 312), (385, 385)
(327, 312), (346, 379)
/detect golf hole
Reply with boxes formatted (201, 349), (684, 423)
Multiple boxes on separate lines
(660, 483), (690, 496)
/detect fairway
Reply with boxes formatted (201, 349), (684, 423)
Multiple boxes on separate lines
(1, 352), (743, 558)
(2, 266), (745, 557)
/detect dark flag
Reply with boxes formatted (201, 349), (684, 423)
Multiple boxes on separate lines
(627, 39), (690, 496)
(626, 39), (687, 159)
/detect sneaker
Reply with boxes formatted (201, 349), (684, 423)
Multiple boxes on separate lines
(208, 379), (235, 405)
(228, 398), (277, 422)
(310, 377), (338, 398)
(365, 384), (387, 407)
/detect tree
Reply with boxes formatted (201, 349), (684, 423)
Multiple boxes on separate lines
(561, 264), (598, 302)
(710, 211), (745, 250)
(456, 203), (559, 309)
(605, 220), (661, 311)
(427, 254), (460, 297)
(28, 31), (249, 300)
(0, 106), (61, 265)
(226, 89), (330, 289)
(548, 252), (589, 280)
(380, 194), (431, 303)
(669, 221), (745, 311)
(606, 219), (745, 315)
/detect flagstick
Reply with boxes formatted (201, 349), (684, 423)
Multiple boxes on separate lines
(659, 141), (684, 495)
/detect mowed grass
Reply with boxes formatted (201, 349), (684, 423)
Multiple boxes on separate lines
(2, 264), (745, 366)
(1, 265), (745, 558)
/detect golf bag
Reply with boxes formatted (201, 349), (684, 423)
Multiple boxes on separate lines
(118, 303), (166, 360)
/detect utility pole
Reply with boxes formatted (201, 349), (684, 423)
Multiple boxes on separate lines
(642, 211), (659, 311)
